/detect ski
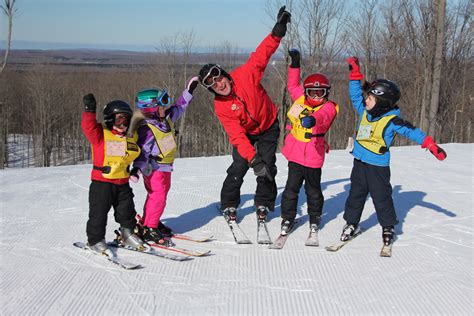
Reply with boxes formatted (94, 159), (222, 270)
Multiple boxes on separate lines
(224, 219), (252, 244)
(148, 242), (211, 257)
(257, 220), (272, 244)
(135, 214), (213, 243)
(325, 230), (364, 252)
(380, 243), (393, 257)
(73, 242), (141, 270)
(107, 241), (193, 262)
(268, 220), (298, 250)
(304, 230), (319, 247)
(171, 234), (214, 243)
(216, 204), (251, 244)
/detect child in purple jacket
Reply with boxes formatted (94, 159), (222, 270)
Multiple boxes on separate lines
(130, 77), (199, 246)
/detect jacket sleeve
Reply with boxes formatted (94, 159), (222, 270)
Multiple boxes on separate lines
(240, 33), (282, 84)
(348, 80), (366, 116)
(216, 110), (256, 162)
(390, 117), (427, 144)
(312, 102), (338, 133)
(287, 67), (304, 101)
(133, 125), (156, 170)
(168, 89), (193, 123)
(81, 112), (103, 145)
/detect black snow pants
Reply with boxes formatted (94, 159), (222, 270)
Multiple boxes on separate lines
(87, 181), (137, 245)
(343, 159), (397, 227)
(220, 119), (279, 212)
(280, 161), (323, 224)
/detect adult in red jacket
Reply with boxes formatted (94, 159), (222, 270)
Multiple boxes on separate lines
(198, 6), (291, 222)
(81, 94), (145, 254)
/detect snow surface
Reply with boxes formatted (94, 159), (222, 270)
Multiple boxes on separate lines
(1, 143), (473, 315)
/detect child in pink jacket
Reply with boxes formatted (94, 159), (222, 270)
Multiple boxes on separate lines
(279, 49), (338, 240)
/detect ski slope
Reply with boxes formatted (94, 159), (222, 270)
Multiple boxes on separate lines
(1, 143), (472, 315)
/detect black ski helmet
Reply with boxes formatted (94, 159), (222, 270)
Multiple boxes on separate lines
(103, 100), (133, 129)
(367, 79), (401, 109)
(198, 63), (232, 93)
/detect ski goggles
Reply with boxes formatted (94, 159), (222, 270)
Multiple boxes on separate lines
(201, 66), (222, 88)
(136, 90), (171, 108)
(305, 88), (328, 99)
(114, 113), (130, 126)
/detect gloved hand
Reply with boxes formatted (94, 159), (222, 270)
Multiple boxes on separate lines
(272, 6), (291, 38)
(300, 115), (316, 128)
(288, 49), (300, 68)
(249, 155), (273, 181)
(421, 136), (447, 161)
(347, 57), (364, 81)
(187, 76), (199, 95)
(83, 93), (97, 112)
(129, 167), (140, 183)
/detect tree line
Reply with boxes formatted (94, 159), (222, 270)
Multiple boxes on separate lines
(0, 0), (471, 169)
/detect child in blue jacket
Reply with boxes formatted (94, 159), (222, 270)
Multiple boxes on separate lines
(341, 57), (447, 246)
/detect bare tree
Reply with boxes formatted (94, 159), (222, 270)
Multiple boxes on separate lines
(0, 0), (16, 74)
(177, 30), (196, 157)
(426, 0), (446, 137)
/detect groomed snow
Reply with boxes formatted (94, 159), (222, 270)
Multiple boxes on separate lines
(1, 143), (472, 315)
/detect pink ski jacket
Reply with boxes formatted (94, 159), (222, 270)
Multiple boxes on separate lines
(281, 67), (338, 168)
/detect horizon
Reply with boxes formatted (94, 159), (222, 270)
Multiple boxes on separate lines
(0, 0), (272, 52)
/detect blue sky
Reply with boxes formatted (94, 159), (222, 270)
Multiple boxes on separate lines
(2, 0), (275, 51)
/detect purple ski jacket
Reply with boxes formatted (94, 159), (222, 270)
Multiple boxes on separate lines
(133, 90), (193, 173)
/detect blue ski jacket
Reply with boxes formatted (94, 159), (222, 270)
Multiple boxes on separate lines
(349, 80), (427, 166)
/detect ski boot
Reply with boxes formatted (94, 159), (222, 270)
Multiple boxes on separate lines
(143, 226), (174, 247)
(133, 214), (147, 238)
(256, 205), (269, 222)
(309, 216), (321, 232)
(340, 223), (361, 241)
(309, 223), (319, 234)
(88, 239), (114, 257)
(382, 226), (395, 246)
(157, 221), (174, 238)
(280, 218), (295, 236)
(118, 227), (148, 251)
(222, 207), (237, 222)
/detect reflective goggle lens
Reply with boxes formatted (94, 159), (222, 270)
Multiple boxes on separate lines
(305, 88), (327, 99)
(114, 113), (130, 125)
(136, 91), (171, 108)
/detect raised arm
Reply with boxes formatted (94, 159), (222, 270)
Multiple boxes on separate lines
(168, 76), (199, 122)
(239, 6), (291, 82)
(347, 57), (366, 115)
(81, 93), (103, 145)
(287, 49), (304, 101)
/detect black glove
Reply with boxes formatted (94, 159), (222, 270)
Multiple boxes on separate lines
(288, 49), (300, 68)
(272, 6), (291, 38)
(83, 93), (96, 113)
(301, 115), (316, 128)
(249, 155), (273, 181)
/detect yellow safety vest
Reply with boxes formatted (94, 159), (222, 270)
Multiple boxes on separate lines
(287, 96), (339, 142)
(99, 127), (140, 179)
(147, 119), (177, 164)
(356, 111), (396, 154)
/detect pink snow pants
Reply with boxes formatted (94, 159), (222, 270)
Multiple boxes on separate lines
(142, 170), (171, 229)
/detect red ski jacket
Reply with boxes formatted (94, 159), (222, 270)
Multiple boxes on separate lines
(81, 112), (129, 185)
(214, 33), (282, 162)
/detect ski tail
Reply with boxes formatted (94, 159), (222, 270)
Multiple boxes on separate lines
(73, 242), (141, 270)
